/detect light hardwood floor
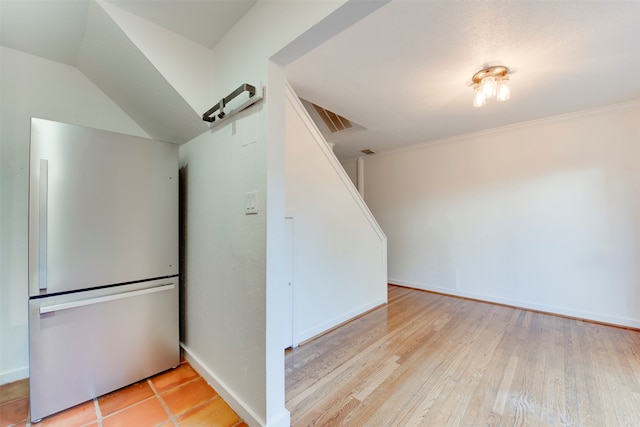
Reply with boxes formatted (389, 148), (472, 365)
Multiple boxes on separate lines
(285, 285), (640, 426)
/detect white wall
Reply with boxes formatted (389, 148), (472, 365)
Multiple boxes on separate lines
(0, 46), (148, 384)
(176, 3), (357, 427)
(339, 157), (359, 187)
(285, 85), (387, 344)
(178, 105), (269, 423)
(99, 1), (213, 115)
(0, 4), (386, 425)
(364, 102), (640, 328)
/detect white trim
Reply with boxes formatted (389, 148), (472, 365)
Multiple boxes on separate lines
(294, 297), (387, 346)
(285, 81), (388, 312)
(0, 366), (29, 386)
(181, 344), (265, 427)
(356, 156), (365, 196)
(284, 81), (387, 245)
(376, 100), (640, 158)
(263, 409), (291, 427)
(389, 279), (640, 329)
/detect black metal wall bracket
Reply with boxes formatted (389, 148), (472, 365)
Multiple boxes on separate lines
(202, 83), (263, 124)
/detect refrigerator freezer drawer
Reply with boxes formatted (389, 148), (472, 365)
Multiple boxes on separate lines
(28, 278), (179, 422)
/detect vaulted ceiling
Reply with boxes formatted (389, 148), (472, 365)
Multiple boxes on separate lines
(0, 0), (256, 143)
(2, 0), (639, 156)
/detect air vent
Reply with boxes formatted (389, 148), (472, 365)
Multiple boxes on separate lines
(361, 149), (377, 155)
(311, 103), (353, 134)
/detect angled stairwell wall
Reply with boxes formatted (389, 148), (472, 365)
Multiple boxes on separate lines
(285, 83), (387, 345)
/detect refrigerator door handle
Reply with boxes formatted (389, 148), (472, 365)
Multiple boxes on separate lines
(39, 159), (48, 290)
(39, 284), (175, 314)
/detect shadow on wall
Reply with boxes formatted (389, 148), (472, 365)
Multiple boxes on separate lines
(179, 164), (188, 343)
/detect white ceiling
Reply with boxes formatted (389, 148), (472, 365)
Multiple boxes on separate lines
(0, 0), (90, 66)
(106, 0), (257, 49)
(0, 0), (254, 143)
(285, 1), (640, 158)
(1, 0), (639, 154)
(0, 0), (255, 65)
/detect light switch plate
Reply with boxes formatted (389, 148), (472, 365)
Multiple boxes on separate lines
(245, 191), (258, 215)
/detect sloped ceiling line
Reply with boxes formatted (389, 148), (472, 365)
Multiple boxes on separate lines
(0, 0), (90, 66)
(75, 1), (208, 144)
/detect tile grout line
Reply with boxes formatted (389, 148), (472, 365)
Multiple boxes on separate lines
(150, 375), (221, 425)
(98, 394), (158, 421)
(154, 374), (225, 424)
(1, 361), (244, 427)
(93, 397), (103, 427)
(169, 395), (222, 425)
(147, 379), (178, 427)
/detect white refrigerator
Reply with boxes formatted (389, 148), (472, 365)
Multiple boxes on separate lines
(28, 118), (179, 421)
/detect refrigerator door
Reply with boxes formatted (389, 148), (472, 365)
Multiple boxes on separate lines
(28, 118), (178, 297)
(29, 278), (179, 421)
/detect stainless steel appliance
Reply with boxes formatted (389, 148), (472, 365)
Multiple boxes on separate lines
(28, 118), (179, 422)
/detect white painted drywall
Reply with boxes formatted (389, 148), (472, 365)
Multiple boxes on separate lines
(179, 106), (269, 423)
(99, 1), (214, 115)
(364, 102), (640, 328)
(0, 46), (148, 384)
(339, 157), (359, 187)
(175, 2), (396, 426)
(285, 84), (387, 344)
(0, 5), (386, 427)
(264, 62), (290, 426)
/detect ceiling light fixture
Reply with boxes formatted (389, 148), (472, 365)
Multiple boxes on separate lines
(472, 65), (510, 107)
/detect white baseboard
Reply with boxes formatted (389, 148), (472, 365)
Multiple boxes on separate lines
(263, 409), (291, 427)
(180, 344), (268, 427)
(294, 296), (387, 346)
(389, 278), (640, 329)
(0, 366), (28, 386)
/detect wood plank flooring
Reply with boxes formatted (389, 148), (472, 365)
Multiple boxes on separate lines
(285, 285), (640, 426)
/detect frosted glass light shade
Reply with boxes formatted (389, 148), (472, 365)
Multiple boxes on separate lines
(497, 77), (510, 101)
(473, 85), (486, 107)
(471, 66), (510, 107)
(481, 76), (497, 98)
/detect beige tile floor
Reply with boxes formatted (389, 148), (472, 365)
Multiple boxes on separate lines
(0, 358), (246, 427)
